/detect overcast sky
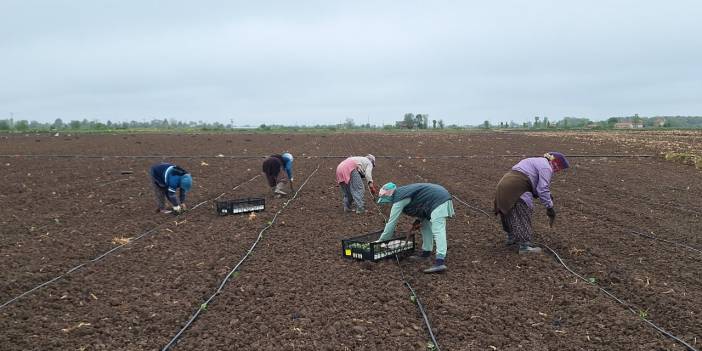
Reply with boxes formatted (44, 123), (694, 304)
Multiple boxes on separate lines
(1, 1), (701, 126)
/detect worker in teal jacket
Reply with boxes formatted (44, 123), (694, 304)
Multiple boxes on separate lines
(377, 183), (455, 273)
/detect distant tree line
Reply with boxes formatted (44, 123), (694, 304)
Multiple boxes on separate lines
(0, 118), (239, 131)
(1, 114), (701, 132)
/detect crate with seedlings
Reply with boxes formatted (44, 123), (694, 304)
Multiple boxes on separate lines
(341, 230), (416, 261)
(216, 198), (265, 216)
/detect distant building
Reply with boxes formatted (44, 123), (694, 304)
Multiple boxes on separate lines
(395, 121), (411, 129)
(614, 121), (633, 129)
(616, 121), (644, 129)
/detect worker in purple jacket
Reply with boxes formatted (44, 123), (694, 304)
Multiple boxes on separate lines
(494, 152), (570, 254)
(150, 163), (193, 214)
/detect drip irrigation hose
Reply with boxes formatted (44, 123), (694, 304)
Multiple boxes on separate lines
(446, 197), (698, 350)
(0, 154), (656, 159)
(629, 231), (702, 255)
(161, 164), (321, 351)
(394, 255), (442, 351)
(362, 170), (438, 349)
(451, 195), (491, 217)
(0, 174), (260, 311)
(538, 243), (698, 351)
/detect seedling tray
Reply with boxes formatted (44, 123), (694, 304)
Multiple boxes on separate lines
(341, 230), (416, 261)
(216, 197), (265, 216)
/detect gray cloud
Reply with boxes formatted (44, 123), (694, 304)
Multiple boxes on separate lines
(1, 0), (701, 125)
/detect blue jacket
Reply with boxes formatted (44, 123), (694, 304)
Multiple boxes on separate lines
(392, 183), (452, 220)
(150, 163), (189, 206)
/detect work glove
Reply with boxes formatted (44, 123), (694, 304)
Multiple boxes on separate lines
(546, 207), (556, 227)
(369, 182), (379, 196)
(289, 177), (294, 182)
(411, 219), (421, 231)
(172, 205), (182, 214)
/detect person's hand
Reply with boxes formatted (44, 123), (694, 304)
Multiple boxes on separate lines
(546, 207), (556, 227)
(411, 219), (421, 231)
(369, 182), (379, 196)
(172, 205), (182, 214)
(289, 177), (294, 182)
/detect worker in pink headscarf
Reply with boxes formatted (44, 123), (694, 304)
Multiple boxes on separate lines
(335, 154), (377, 214)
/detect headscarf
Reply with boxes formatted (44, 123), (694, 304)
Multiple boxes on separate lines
(180, 174), (193, 192)
(365, 154), (376, 166)
(544, 152), (570, 172)
(377, 182), (396, 204)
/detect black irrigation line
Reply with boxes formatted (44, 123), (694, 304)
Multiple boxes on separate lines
(539, 242), (699, 351)
(629, 231), (702, 256)
(0, 153), (656, 159)
(364, 182), (440, 350)
(0, 174), (260, 311)
(449, 194), (699, 351)
(161, 164), (321, 351)
(394, 255), (442, 351)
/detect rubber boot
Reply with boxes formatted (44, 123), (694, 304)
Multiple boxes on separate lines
(407, 250), (431, 262)
(423, 258), (447, 273)
(505, 232), (516, 246)
(518, 242), (542, 254)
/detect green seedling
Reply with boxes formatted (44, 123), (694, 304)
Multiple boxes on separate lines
(638, 309), (649, 319)
(586, 277), (597, 284)
(410, 295), (417, 304)
(427, 341), (437, 351)
(200, 303), (208, 311)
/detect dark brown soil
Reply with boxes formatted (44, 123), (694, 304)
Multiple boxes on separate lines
(0, 131), (700, 350)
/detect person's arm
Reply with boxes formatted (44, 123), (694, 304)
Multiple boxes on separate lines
(284, 161), (293, 180)
(535, 167), (554, 208)
(166, 188), (180, 207)
(378, 198), (410, 241)
(179, 188), (186, 203)
(364, 163), (373, 184)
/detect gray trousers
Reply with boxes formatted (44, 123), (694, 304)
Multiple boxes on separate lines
(340, 170), (365, 210)
(152, 182), (167, 210)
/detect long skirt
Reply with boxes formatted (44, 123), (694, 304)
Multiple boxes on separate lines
(499, 199), (534, 244)
(339, 170), (365, 210)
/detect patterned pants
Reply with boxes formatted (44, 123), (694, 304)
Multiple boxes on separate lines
(499, 199), (534, 244)
(339, 170), (365, 210)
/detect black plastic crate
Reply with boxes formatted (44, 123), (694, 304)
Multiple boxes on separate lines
(215, 197), (265, 216)
(341, 230), (416, 261)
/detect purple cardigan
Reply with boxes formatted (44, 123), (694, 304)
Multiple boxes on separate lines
(512, 157), (554, 209)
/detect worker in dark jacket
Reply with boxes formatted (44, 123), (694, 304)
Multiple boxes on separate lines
(376, 183), (455, 273)
(494, 152), (570, 254)
(262, 152), (294, 196)
(150, 163), (192, 214)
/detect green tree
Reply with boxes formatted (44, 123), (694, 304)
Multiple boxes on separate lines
(438, 119), (445, 129)
(402, 113), (416, 129)
(0, 120), (10, 130)
(343, 118), (355, 129)
(15, 120), (29, 131)
(52, 118), (64, 129)
(482, 120), (490, 129)
(432, 119), (437, 129)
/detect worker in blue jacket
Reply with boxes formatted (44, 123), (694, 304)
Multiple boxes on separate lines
(262, 152), (294, 196)
(150, 163), (193, 214)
